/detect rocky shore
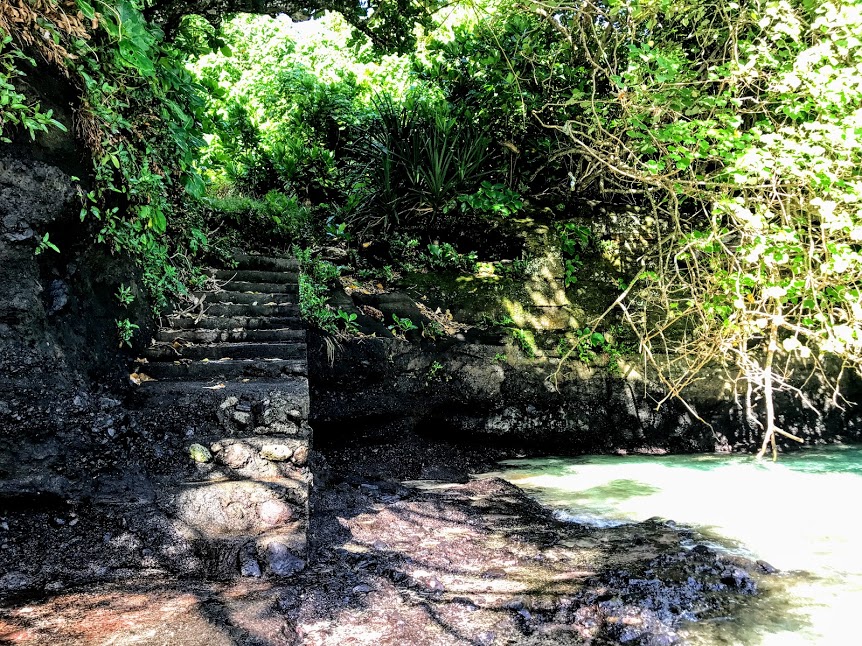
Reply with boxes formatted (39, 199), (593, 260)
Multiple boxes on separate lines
(0, 436), (769, 645)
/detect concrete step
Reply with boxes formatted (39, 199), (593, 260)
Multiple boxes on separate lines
(142, 358), (307, 381)
(134, 376), (310, 420)
(192, 291), (296, 305)
(202, 303), (299, 318)
(165, 315), (301, 330)
(233, 253), (299, 272)
(220, 281), (299, 294)
(155, 328), (305, 344)
(208, 269), (299, 284)
(145, 342), (306, 361)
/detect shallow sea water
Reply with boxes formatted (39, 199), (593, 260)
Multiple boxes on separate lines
(486, 446), (862, 645)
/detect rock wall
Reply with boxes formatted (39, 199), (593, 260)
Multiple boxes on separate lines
(0, 145), (153, 492)
(310, 334), (862, 455)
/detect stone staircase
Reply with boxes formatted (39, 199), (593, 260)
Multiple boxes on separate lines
(133, 252), (312, 580)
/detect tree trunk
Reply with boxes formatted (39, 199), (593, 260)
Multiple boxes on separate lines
(756, 320), (779, 460)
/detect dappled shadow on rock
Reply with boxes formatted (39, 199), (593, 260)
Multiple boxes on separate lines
(0, 579), (295, 646)
(0, 462), (768, 646)
(281, 473), (764, 645)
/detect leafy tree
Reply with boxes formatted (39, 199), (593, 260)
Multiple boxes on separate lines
(548, 0), (862, 457)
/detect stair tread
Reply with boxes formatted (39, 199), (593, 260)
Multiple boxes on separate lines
(209, 269), (299, 283)
(141, 358), (307, 381)
(150, 341), (305, 348)
(220, 281), (299, 293)
(155, 328), (305, 343)
(201, 303), (299, 316)
(192, 291), (296, 304)
(144, 341), (306, 361)
(164, 316), (302, 330)
(233, 253), (299, 271)
(134, 375), (309, 390)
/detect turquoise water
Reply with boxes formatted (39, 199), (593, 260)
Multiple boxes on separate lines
(487, 446), (862, 645)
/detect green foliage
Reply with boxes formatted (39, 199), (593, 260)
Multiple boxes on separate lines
(192, 12), (411, 203)
(386, 234), (478, 274)
(389, 314), (419, 334)
(0, 34), (67, 143)
(550, 0), (862, 453)
(325, 218), (351, 242)
(344, 93), (492, 234)
(1, 0), (217, 310)
(574, 328), (607, 364)
(557, 223), (592, 287)
(115, 284), (135, 307)
(419, 2), (592, 198)
(458, 182), (524, 219)
(425, 242), (478, 272)
(421, 320), (445, 339)
(202, 191), (310, 249)
(34, 233), (60, 256)
(558, 223), (592, 257)
(116, 318), (139, 348)
(426, 360), (444, 380)
(295, 247), (340, 333)
(336, 309), (359, 333)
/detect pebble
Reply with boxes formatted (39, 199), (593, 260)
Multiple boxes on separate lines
(260, 444), (293, 461)
(189, 443), (212, 463)
(428, 577), (445, 592)
(352, 584), (373, 594)
(265, 541), (305, 577)
(240, 558), (262, 578)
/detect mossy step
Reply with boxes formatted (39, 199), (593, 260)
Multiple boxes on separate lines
(144, 341), (307, 361)
(233, 253), (299, 272)
(192, 291), (296, 305)
(165, 315), (301, 330)
(155, 328), (305, 344)
(208, 269), (299, 284)
(142, 358), (307, 381)
(220, 281), (299, 294)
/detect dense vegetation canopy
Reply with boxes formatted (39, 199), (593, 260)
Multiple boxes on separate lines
(3, 0), (862, 454)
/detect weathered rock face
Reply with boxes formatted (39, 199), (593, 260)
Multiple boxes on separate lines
(310, 334), (862, 454)
(0, 144), (151, 493)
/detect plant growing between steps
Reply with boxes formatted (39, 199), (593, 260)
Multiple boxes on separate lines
(511, 328), (538, 358)
(389, 314), (418, 336)
(294, 246), (340, 334)
(335, 309), (359, 333)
